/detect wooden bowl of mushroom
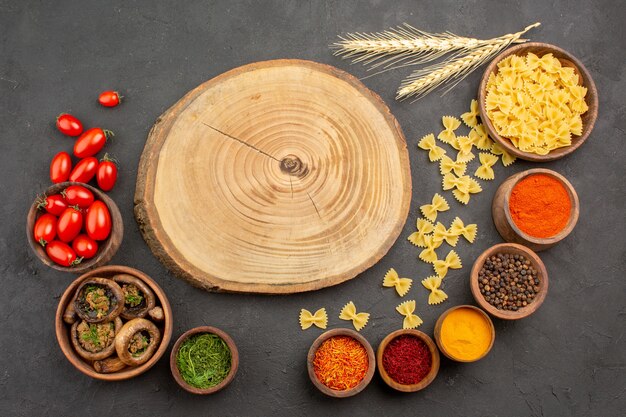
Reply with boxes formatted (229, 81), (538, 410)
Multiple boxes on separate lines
(478, 42), (598, 161)
(55, 265), (173, 380)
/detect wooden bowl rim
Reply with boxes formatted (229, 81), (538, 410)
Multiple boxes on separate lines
(470, 243), (549, 320)
(26, 182), (124, 273)
(307, 328), (376, 398)
(376, 329), (440, 392)
(502, 168), (580, 244)
(169, 325), (239, 395)
(478, 42), (598, 162)
(434, 305), (495, 362)
(55, 265), (173, 381)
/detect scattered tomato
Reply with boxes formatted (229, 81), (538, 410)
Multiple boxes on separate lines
(50, 152), (72, 183)
(74, 128), (114, 158)
(33, 214), (57, 246)
(56, 113), (84, 137)
(85, 201), (111, 241)
(37, 194), (68, 216)
(46, 241), (80, 266)
(98, 91), (122, 107)
(69, 157), (98, 183)
(72, 234), (98, 259)
(57, 207), (83, 242)
(96, 154), (118, 191)
(62, 185), (94, 208)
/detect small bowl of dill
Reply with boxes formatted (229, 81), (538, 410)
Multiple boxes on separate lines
(170, 326), (239, 394)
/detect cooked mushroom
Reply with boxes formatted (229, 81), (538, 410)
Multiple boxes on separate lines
(63, 302), (77, 325)
(93, 356), (128, 374)
(115, 318), (161, 366)
(74, 278), (124, 323)
(112, 274), (156, 320)
(71, 317), (123, 361)
(148, 306), (164, 322)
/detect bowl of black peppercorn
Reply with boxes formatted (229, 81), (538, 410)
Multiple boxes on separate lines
(470, 243), (548, 320)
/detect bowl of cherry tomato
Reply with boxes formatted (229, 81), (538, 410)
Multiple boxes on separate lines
(26, 182), (123, 273)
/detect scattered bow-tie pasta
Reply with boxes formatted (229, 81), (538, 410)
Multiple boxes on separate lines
(299, 308), (328, 330)
(469, 124), (494, 150)
(396, 300), (423, 329)
(419, 193), (450, 222)
(433, 250), (462, 278)
(408, 218), (435, 248)
(421, 276), (448, 305)
(485, 53), (588, 155)
(438, 116), (462, 147)
(419, 234), (443, 264)
(433, 222), (460, 247)
(461, 99), (480, 128)
(383, 268), (413, 297)
(418, 133), (447, 162)
(439, 154), (467, 177)
(449, 217), (478, 243)
(491, 142), (517, 166)
(339, 301), (370, 331)
(475, 152), (499, 180)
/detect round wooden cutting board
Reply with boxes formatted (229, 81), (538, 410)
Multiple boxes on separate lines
(135, 60), (411, 294)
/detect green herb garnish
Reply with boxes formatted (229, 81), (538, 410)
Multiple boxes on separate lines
(125, 293), (143, 307)
(176, 333), (231, 389)
(81, 324), (101, 347)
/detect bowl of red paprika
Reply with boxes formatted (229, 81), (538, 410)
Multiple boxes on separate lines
(377, 329), (440, 392)
(307, 328), (375, 398)
(27, 181), (123, 273)
(492, 168), (579, 252)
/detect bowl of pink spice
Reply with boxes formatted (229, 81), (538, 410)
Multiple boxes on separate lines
(492, 168), (579, 251)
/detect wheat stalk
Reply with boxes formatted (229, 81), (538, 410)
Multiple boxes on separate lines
(396, 23), (541, 101)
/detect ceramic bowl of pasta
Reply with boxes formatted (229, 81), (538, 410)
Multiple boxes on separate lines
(55, 265), (173, 380)
(478, 42), (598, 162)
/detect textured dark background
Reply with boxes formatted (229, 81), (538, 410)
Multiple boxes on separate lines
(1, 1), (625, 416)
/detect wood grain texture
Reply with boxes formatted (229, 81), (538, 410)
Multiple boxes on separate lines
(478, 42), (598, 162)
(135, 59), (412, 294)
(492, 168), (580, 251)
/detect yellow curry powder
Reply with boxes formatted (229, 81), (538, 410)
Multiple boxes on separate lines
(440, 307), (492, 361)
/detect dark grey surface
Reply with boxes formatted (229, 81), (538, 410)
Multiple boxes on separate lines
(1, 1), (625, 416)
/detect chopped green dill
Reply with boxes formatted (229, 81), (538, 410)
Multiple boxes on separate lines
(80, 324), (102, 347)
(125, 292), (143, 307)
(176, 333), (231, 389)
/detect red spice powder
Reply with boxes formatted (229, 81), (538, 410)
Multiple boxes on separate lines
(509, 174), (572, 238)
(313, 336), (369, 391)
(382, 335), (432, 385)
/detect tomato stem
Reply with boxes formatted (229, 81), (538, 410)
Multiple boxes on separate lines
(71, 257), (84, 267)
(35, 195), (48, 210)
(39, 238), (47, 247)
(101, 153), (120, 166)
(103, 129), (115, 139)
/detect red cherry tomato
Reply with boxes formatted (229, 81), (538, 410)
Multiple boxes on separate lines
(98, 91), (122, 107)
(69, 157), (98, 183)
(50, 152), (72, 183)
(73, 128), (114, 158)
(62, 185), (94, 208)
(72, 234), (98, 259)
(85, 201), (111, 241)
(46, 241), (80, 267)
(57, 207), (83, 242)
(33, 214), (57, 246)
(96, 154), (118, 191)
(56, 113), (83, 137)
(37, 194), (68, 216)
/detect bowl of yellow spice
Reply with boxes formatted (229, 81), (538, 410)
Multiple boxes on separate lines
(434, 305), (495, 363)
(478, 42), (598, 162)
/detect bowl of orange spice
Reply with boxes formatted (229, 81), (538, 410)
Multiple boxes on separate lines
(307, 328), (375, 398)
(492, 168), (579, 251)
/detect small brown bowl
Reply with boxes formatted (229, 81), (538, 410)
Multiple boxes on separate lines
(26, 182), (123, 273)
(434, 305), (495, 362)
(376, 329), (440, 392)
(307, 328), (375, 398)
(470, 243), (549, 320)
(478, 42), (598, 161)
(55, 265), (173, 381)
(492, 168), (579, 251)
(170, 326), (239, 394)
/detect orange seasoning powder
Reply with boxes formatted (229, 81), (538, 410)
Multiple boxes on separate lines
(509, 174), (572, 238)
(313, 336), (368, 390)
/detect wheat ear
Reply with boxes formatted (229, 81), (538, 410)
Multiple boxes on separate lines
(396, 23), (541, 101)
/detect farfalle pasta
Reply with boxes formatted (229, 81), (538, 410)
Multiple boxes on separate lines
(299, 308), (328, 330)
(339, 301), (370, 331)
(437, 116), (461, 147)
(433, 222), (459, 247)
(396, 300), (423, 329)
(420, 193), (450, 222)
(475, 152), (498, 180)
(439, 155), (467, 177)
(418, 133), (446, 162)
(449, 217), (477, 243)
(383, 268), (412, 297)
(461, 99), (480, 128)
(419, 234), (442, 264)
(485, 52), (588, 155)
(490, 142), (516, 166)
(433, 250), (462, 278)
(469, 124), (494, 150)
(408, 218), (435, 248)
(421, 276), (448, 305)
